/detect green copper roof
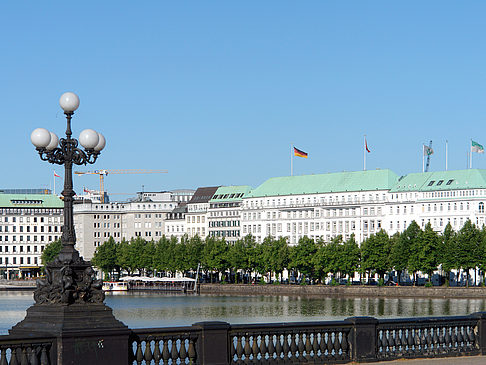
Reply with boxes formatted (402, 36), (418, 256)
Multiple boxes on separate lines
(0, 193), (63, 208)
(390, 169), (486, 192)
(210, 185), (252, 202)
(246, 169), (399, 198)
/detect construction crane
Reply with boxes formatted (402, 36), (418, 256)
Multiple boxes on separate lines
(74, 169), (168, 203)
(425, 140), (433, 172)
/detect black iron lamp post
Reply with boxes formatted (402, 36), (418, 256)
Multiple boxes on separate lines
(30, 92), (105, 264)
(11, 93), (129, 365)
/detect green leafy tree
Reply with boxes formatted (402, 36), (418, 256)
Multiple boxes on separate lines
(289, 237), (317, 281)
(439, 223), (456, 286)
(91, 237), (118, 278)
(341, 234), (360, 281)
(41, 239), (62, 266)
(361, 230), (390, 281)
(403, 221), (423, 285)
(417, 223), (440, 283)
(456, 220), (482, 287)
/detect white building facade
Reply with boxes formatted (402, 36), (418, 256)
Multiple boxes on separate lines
(185, 187), (219, 238)
(74, 190), (194, 260)
(241, 169), (486, 245)
(0, 190), (63, 278)
(208, 185), (251, 243)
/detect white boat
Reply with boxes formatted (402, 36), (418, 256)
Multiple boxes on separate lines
(102, 281), (129, 292)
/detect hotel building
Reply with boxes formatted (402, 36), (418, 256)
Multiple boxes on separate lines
(0, 190), (63, 278)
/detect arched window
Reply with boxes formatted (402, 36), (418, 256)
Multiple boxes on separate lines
(479, 202), (484, 214)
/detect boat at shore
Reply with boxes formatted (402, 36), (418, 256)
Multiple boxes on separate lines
(102, 281), (129, 292)
(103, 276), (196, 293)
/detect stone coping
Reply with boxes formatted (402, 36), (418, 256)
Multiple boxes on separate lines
(199, 283), (486, 299)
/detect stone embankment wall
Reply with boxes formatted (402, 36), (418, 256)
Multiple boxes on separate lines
(199, 283), (486, 299)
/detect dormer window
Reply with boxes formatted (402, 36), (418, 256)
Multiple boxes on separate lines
(428, 181), (435, 186)
(437, 180), (444, 186)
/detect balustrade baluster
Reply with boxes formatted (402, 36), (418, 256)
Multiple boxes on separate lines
(29, 347), (39, 365)
(282, 334), (290, 360)
(251, 335), (259, 361)
(297, 334), (305, 360)
(313, 333), (320, 358)
(341, 332), (349, 358)
(243, 336), (252, 363)
(135, 342), (143, 365)
(235, 336), (243, 362)
(179, 338), (187, 362)
(468, 326), (476, 350)
(380, 330), (387, 356)
(153, 339), (161, 363)
(144, 340), (153, 362)
(432, 327), (439, 354)
(259, 334), (268, 361)
(407, 329), (414, 354)
(319, 332), (327, 357)
(426, 327), (432, 354)
(275, 334), (283, 360)
(420, 329), (427, 354)
(289, 333), (298, 360)
(267, 334), (275, 359)
(448, 327), (456, 352)
(0, 348), (6, 365)
(188, 338), (197, 364)
(439, 327), (446, 353)
(171, 340), (179, 362)
(162, 341), (170, 362)
(20, 348), (28, 365)
(457, 326), (465, 351)
(334, 331), (342, 359)
(388, 329), (396, 355)
(39, 346), (49, 365)
(305, 332), (312, 360)
(327, 332), (334, 358)
(10, 347), (18, 365)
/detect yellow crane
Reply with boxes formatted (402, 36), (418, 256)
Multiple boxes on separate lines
(74, 169), (168, 203)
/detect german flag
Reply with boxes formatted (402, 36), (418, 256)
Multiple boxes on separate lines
(294, 147), (308, 158)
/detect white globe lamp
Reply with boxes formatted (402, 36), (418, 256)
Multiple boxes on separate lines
(59, 92), (80, 113)
(30, 128), (51, 148)
(79, 129), (99, 149)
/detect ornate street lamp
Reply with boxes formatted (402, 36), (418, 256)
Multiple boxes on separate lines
(10, 94), (128, 358)
(28, 92), (106, 304)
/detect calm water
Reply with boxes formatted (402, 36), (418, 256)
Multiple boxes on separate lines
(1, 291), (486, 334)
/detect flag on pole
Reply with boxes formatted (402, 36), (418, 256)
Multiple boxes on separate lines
(365, 138), (371, 153)
(423, 145), (434, 156)
(294, 147), (308, 158)
(472, 140), (484, 154)
(54, 171), (61, 178)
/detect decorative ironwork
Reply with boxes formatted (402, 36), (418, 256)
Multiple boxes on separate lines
(32, 106), (103, 306)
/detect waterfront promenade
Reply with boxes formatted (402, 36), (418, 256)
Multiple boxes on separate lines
(375, 356), (486, 364)
(200, 283), (486, 299)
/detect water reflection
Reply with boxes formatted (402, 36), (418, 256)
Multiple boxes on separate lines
(1, 291), (486, 334)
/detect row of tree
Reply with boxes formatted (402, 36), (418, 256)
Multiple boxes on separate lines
(43, 220), (486, 286)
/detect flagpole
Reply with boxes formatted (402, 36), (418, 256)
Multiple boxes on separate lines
(290, 144), (293, 176)
(470, 139), (473, 169)
(363, 135), (366, 171)
(445, 140), (448, 171)
(422, 145), (425, 173)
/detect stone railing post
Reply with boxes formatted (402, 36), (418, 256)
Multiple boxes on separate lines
(193, 321), (230, 365)
(472, 312), (486, 355)
(345, 316), (379, 362)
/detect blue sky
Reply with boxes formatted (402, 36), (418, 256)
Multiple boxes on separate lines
(1, 1), (485, 198)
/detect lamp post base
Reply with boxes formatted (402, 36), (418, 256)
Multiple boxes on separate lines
(9, 248), (130, 365)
